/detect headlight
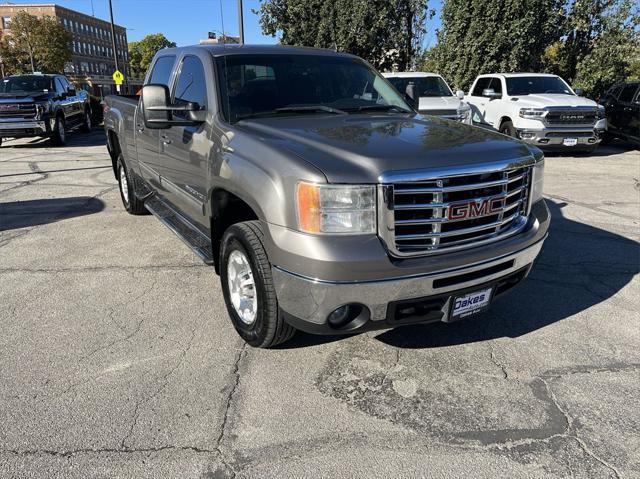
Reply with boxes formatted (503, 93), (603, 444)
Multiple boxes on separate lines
(519, 108), (546, 120)
(597, 105), (606, 119)
(456, 103), (471, 121)
(530, 158), (545, 204)
(35, 102), (51, 118)
(296, 182), (376, 234)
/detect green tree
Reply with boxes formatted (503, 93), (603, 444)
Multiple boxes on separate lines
(257, 0), (432, 71)
(128, 33), (176, 78)
(544, 0), (639, 98)
(0, 11), (71, 74)
(428, 0), (564, 91)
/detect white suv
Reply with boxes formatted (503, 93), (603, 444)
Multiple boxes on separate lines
(466, 73), (607, 152)
(383, 72), (472, 124)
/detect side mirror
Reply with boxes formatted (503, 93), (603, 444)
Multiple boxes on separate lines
(482, 88), (501, 99)
(456, 90), (464, 100)
(405, 82), (420, 110)
(142, 84), (172, 129)
(574, 87), (584, 96)
(142, 84), (206, 129)
(67, 87), (77, 96)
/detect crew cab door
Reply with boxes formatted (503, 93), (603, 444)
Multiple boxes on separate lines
(468, 77), (493, 127)
(54, 77), (78, 126)
(158, 54), (210, 226)
(612, 83), (640, 140)
(136, 54), (177, 191)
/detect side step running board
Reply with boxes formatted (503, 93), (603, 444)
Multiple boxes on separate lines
(144, 196), (214, 265)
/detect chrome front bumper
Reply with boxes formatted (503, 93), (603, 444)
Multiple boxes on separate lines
(0, 120), (48, 137)
(273, 237), (546, 329)
(517, 126), (603, 148)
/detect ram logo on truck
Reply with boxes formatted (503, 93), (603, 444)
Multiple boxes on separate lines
(448, 196), (505, 220)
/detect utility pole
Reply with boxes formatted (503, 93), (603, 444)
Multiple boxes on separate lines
(237, 0), (244, 44)
(108, 0), (120, 92)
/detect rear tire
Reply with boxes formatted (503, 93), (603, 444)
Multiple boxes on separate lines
(50, 116), (66, 146)
(220, 221), (296, 348)
(499, 120), (517, 138)
(117, 155), (147, 215)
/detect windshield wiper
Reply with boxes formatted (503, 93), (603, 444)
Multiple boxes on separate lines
(274, 105), (348, 115)
(346, 104), (412, 114)
(237, 105), (348, 121)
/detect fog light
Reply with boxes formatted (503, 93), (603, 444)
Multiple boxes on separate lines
(588, 138), (596, 143)
(327, 303), (368, 330)
(538, 138), (550, 144)
(519, 131), (535, 139)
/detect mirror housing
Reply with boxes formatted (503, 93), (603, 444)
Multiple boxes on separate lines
(482, 88), (502, 99)
(574, 87), (584, 96)
(405, 82), (420, 110)
(142, 84), (205, 129)
(456, 90), (464, 100)
(142, 84), (172, 129)
(67, 87), (77, 96)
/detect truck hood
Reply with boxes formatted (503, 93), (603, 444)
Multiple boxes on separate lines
(511, 94), (597, 109)
(0, 92), (50, 102)
(418, 96), (462, 112)
(236, 114), (533, 183)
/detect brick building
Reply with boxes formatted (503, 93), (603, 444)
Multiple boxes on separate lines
(0, 3), (139, 95)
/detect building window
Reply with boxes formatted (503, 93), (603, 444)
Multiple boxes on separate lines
(2, 16), (12, 29)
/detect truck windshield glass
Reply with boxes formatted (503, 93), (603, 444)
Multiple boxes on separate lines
(216, 54), (411, 122)
(387, 76), (453, 97)
(506, 76), (573, 96)
(1, 76), (54, 95)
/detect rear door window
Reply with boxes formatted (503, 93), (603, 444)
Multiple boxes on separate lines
(148, 55), (177, 86)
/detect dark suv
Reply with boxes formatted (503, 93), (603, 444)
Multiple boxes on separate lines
(600, 81), (640, 146)
(0, 74), (92, 147)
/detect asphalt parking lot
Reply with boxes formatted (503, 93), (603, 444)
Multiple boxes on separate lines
(1, 131), (639, 478)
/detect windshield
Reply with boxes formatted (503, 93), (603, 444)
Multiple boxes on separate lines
(0, 76), (54, 95)
(387, 76), (454, 97)
(506, 76), (573, 96)
(216, 54), (411, 122)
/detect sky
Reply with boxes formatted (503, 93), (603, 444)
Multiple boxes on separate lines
(5, 0), (442, 47)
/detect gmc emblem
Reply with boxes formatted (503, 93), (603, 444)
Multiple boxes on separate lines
(0, 104), (15, 111)
(448, 197), (505, 220)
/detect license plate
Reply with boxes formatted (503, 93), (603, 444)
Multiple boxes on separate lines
(563, 138), (578, 146)
(451, 288), (492, 319)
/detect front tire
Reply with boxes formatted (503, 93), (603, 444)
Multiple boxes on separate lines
(80, 108), (92, 133)
(50, 116), (66, 146)
(117, 155), (147, 215)
(499, 120), (517, 138)
(220, 221), (295, 348)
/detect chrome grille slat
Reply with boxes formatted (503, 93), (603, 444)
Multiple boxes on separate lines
(380, 163), (533, 256)
(0, 103), (37, 120)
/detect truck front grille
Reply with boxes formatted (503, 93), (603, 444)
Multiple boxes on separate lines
(379, 164), (532, 256)
(545, 109), (596, 126)
(0, 103), (37, 120)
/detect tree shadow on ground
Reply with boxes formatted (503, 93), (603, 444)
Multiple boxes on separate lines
(0, 197), (105, 232)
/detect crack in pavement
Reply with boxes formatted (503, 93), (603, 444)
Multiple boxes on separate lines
(0, 264), (208, 273)
(0, 445), (217, 458)
(120, 326), (199, 450)
(214, 343), (248, 478)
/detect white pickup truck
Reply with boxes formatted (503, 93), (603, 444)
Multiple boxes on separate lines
(466, 73), (607, 152)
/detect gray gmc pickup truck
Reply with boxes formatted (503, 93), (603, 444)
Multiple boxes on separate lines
(104, 45), (549, 348)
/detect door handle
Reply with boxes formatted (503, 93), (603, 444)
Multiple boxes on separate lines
(161, 135), (172, 145)
(136, 124), (144, 133)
